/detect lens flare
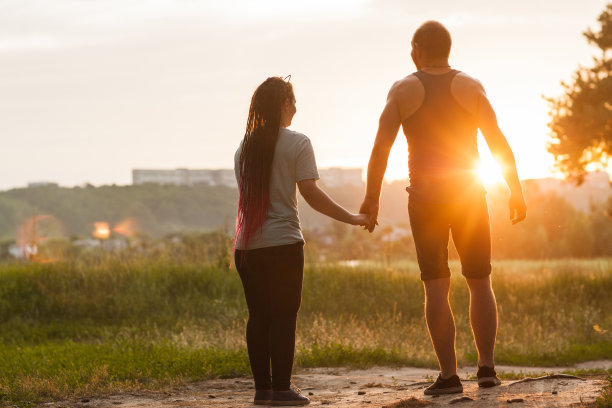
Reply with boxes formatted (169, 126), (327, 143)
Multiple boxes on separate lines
(93, 222), (111, 239)
(16, 215), (65, 262)
(112, 218), (137, 237)
(477, 158), (504, 185)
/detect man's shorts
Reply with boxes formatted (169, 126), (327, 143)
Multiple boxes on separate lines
(408, 193), (492, 281)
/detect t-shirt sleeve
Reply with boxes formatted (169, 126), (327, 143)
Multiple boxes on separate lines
(295, 137), (320, 182)
(233, 146), (241, 185)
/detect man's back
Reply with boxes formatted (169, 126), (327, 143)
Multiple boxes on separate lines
(392, 69), (485, 201)
(391, 69), (484, 125)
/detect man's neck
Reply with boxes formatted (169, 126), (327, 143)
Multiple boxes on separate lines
(419, 59), (450, 72)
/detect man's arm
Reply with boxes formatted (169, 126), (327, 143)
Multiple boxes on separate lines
(476, 83), (527, 224)
(360, 84), (402, 231)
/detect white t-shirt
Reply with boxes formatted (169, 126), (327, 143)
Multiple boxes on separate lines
(234, 127), (319, 250)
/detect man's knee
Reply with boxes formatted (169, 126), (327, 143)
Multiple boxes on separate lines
(423, 277), (451, 301)
(466, 276), (492, 291)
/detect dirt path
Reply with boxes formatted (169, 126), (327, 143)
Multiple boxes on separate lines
(48, 361), (611, 408)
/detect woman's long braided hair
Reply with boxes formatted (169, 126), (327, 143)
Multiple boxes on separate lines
(236, 77), (294, 249)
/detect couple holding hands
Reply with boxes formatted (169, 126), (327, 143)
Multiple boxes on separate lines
(233, 21), (527, 406)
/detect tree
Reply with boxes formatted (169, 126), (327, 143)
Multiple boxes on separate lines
(546, 3), (612, 184)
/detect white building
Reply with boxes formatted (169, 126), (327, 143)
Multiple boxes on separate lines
(318, 167), (364, 188)
(9, 244), (37, 259)
(27, 181), (58, 188)
(132, 167), (364, 188)
(132, 168), (236, 187)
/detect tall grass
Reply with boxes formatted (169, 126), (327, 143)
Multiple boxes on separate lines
(0, 257), (610, 406)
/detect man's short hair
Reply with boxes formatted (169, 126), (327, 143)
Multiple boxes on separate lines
(412, 21), (452, 59)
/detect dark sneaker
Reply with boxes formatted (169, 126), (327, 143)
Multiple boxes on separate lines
(477, 365), (502, 388)
(254, 389), (273, 405)
(423, 373), (463, 395)
(272, 384), (310, 406)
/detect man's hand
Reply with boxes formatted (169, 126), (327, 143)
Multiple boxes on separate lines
(351, 213), (374, 230)
(509, 192), (526, 225)
(359, 198), (379, 232)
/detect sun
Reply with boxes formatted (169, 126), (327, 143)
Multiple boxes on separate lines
(381, 132), (565, 184)
(477, 155), (504, 185)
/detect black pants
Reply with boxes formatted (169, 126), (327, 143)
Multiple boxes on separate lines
(235, 242), (304, 391)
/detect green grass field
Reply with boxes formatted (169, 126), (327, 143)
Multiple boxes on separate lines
(0, 257), (611, 406)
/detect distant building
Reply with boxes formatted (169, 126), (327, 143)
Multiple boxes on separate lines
(318, 167), (364, 188)
(27, 181), (58, 188)
(132, 168), (236, 187)
(132, 167), (365, 188)
(8, 244), (37, 259)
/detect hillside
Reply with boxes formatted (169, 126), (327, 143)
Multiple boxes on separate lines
(0, 172), (609, 244)
(523, 171), (612, 211)
(0, 184), (238, 240)
(0, 180), (416, 240)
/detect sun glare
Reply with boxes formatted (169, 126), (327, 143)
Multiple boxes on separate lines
(477, 157), (504, 185)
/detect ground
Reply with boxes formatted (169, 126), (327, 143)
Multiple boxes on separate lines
(43, 361), (612, 408)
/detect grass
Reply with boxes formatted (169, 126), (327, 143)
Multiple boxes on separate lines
(597, 376), (612, 407)
(0, 257), (610, 406)
(0, 342), (250, 403)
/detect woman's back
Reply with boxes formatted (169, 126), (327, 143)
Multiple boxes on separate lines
(234, 127), (319, 250)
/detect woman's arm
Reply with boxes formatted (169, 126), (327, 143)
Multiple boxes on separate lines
(297, 179), (369, 226)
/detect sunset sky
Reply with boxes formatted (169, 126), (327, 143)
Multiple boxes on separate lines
(1, 0), (610, 189)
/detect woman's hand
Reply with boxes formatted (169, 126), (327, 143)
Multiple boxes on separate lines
(351, 213), (372, 229)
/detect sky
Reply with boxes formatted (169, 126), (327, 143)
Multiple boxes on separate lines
(0, 0), (610, 189)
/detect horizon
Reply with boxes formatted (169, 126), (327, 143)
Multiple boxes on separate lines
(11, 167), (612, 192)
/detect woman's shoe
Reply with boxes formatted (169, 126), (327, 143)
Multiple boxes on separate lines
(272, 384), (310, 406)
(254, 389), (273, 405)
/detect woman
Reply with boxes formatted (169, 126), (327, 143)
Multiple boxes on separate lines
(234, 76), (369, 406)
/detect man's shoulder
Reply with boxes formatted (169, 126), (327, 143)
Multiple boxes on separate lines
(387, 74), (424, 103)
(391, 73), (422, 92)
(454, 71), (485, 92)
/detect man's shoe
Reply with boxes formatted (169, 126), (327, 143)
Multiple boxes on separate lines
(272, 384), (310, 406)
(423, 373), (463, 395)
(477, 365), (502, 388)
(254, 389), (273, 405)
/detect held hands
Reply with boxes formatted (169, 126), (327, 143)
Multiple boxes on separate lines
(509, 192), (527, 225)
(351, 213), (374, 230)
(358, 198), (379, 233)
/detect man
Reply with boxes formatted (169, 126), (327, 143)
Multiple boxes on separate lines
(359, 21), (527, 395)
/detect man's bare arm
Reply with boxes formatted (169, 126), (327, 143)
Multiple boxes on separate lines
(476, 84), (527, 224)
(360, 85), (402, 230)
